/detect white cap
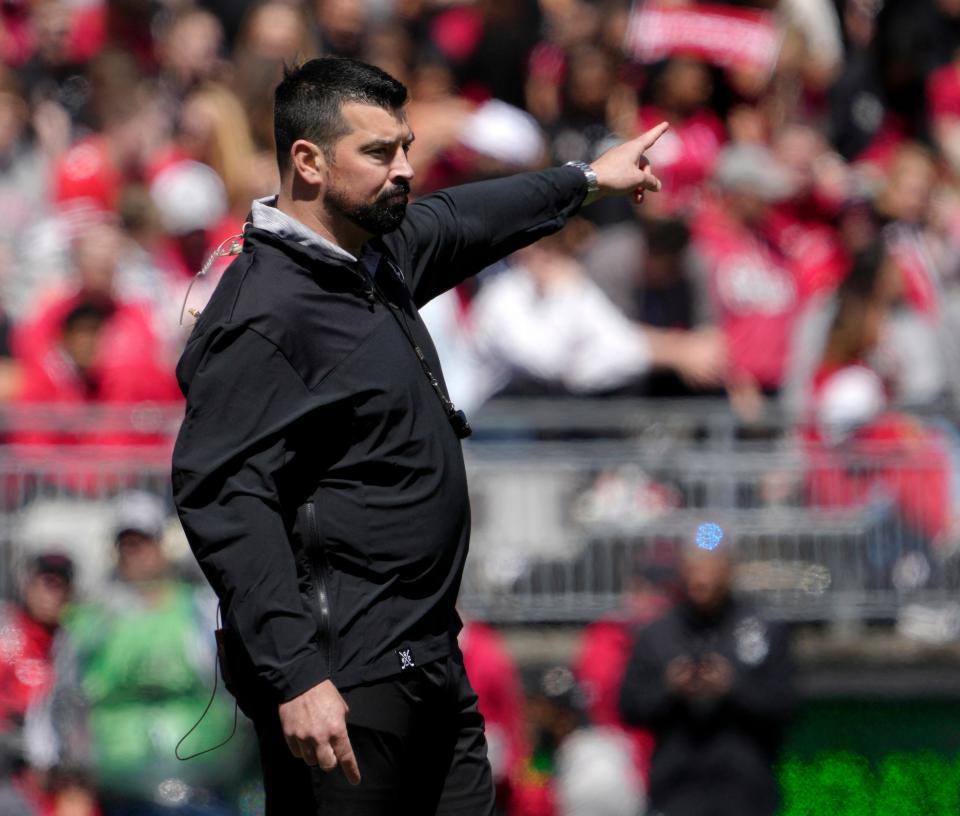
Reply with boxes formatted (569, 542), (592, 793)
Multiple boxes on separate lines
(151, 160), (228, 235)
(113, 490), (167, 541)
(713, 143), (798, 202)
(555, 728), (646, 816)
(816, 365), (886, 444)
(459, 99), (546, 168)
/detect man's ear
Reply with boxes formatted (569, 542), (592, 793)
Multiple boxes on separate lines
(290, 140), (326, 185)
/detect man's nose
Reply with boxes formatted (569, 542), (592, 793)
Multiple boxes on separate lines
(392, 149), (414, 183)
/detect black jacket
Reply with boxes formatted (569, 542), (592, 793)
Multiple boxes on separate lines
(619, 598), (795, 816)
(171, 167), (587, 703)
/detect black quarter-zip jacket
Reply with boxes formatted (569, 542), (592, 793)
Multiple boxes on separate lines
(171, 167), (587, 703)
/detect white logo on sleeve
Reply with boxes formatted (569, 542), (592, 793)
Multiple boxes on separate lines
(398, 649), (416, 670)
(734, 617), (769, 666)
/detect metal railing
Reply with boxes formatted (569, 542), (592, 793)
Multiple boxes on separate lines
(0, 400), (954, 625)
(458, 432), (958, 623)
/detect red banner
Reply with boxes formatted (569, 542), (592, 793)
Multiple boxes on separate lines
(625, 2), (783, 74)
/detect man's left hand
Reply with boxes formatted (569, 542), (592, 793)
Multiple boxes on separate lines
(590, 121), (669, 204)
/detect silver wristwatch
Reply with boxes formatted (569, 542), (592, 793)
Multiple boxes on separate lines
(564, 160), (600, 205)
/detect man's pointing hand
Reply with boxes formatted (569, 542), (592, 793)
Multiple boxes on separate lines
(279, 679), (361, 785)
(589, 121), (669, 204)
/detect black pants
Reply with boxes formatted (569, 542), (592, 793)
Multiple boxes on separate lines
(246, 653), (495, 815)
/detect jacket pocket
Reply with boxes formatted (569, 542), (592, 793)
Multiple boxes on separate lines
(301, 499), (337, 675)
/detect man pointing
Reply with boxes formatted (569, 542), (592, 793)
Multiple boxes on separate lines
(171, 57), (668, 815)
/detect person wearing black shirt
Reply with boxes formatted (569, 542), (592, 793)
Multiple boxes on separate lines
(171, 56), (669, 815)
(619, 525), (795, 816)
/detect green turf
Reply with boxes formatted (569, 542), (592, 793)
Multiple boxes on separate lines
(777, 699), (960, 813)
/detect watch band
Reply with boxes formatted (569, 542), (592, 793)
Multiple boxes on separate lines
(564, 160), (600, 205)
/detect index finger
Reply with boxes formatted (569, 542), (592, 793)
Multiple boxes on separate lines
(333, 733), (361, 786)
(637, 121), (669, 152)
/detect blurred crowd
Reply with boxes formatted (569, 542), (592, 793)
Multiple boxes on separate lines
(0, 0), (951, 434)
(0, 0), (958, 813)
(1, 500), (792, 816)
(1, 492), (260, 815)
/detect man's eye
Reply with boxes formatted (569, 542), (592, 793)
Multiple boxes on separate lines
(402, 143), (412, 154)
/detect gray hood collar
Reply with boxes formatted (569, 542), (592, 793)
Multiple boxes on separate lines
(251, 195), (357, 267)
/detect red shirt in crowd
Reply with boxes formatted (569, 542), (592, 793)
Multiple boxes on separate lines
(638, 106), (726, 215)
(12, 290), (181, 458)
(0, 603), (56, 731)
(573, 612), (664, 783)
(766, 205), (849, 300)
(805, 363), (951, 543)
(928, 61), (960, 123)
(459, 622), (528, 798)
(692, 199), (803, 390)
(51, 137), (124, 214)
(15, 291), (179, 400)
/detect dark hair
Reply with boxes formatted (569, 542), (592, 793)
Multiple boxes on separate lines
(823, 240), (891, 366)
(274, 57), (408, 174)
(27, 552), (75, 585)
(839, 240), (888, 300)
(643, 217), (690, 256)
(62, 299), (114, 334)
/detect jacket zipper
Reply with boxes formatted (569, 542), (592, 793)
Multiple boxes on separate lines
(303, 500), (335, 674)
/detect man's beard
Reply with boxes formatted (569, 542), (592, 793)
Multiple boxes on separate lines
(325, 180), (410, 236)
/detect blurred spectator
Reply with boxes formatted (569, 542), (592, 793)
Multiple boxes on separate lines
(197, 0), (258, 52)
(402, 54), (475, 192)
(778, 0), (844, 93)
(784, 144), (953, 413)
(426, 0), (539, 110)
(540, 42), (637, 224)
(438, 226), (725, 411)
(768, 123), (850, 292)
(32, 491), (248, 816)
(783, 240), (902, 421)
(314, 0), (368, 60)
(637, 57), (726, 217)
(0, 551), (73, 733)
(582, 215), (721, 396)
(15, 298), (113, 412)
(800, 244), (955, 571)
(0, 553), (74, 778)
(928, 50), (960, 176)
(459, 620), (528, 815)
(50, 76), (160, 215)
(829, 0), (888, 161)
(149, 158), (234, 284)
(525, 1), (598, 125)
(869, 144), (956, 408)
(19, 0), (93, 128)
(231, 1), (320, 152)
(457, 98), (547, 182)
(14, 214), (180, 406)
(619, 524), (795, 816)
(873, 0), (960, 138)
(691, 143), (807, 416)
(511, 665), (645, 816)
(572, 563), (674, 784)
(0, 68), (53, 307)
(155, 8), (226, 102)
(175, 83), (276, 219)
(9, 214), (180, 467)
